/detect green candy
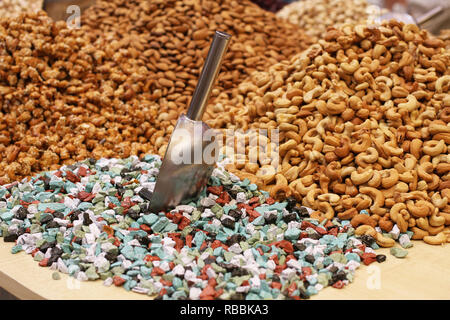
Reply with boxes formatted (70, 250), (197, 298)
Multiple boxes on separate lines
(390, 247), (408, 258)
(37, 203), (66, 212)
(284, 228), (300, 240)
(85, 266), (100, 280)
(11, 244), (23, 254)
(52, 272), (61, 280)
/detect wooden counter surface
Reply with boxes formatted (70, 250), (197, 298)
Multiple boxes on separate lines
(0, 238), (448, 300)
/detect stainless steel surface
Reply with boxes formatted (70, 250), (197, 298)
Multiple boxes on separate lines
(148, 116), (217, 212)
(416, 6), (444, 26)
(186, 31), (231, 121)
(149, 31), (231, 213)
(376, 12), (417, 24)
(376, 5), (445, 26)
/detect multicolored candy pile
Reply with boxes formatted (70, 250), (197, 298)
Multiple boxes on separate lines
(0, 156), (389, 300)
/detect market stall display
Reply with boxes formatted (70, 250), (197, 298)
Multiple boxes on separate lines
(0, 0), (448, 302)
(218, 21), (450, 245)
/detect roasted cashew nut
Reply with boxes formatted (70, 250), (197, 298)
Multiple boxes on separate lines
(423, 139), (446, 157)
(355, 225), (377, 237)
(411, 227), (429, 240)
(406, 200), (434, 218)
(375, 232), (395, 248)
(317, 193), (340, 205)
(423, 232), (447, 245)
(381, 169), (399, 189)
(355, 147), (378, 167)
(351, 168), (374, 185)
(359, 186), (387, 216)
(351, 134), (371, 153)
(398, 94), (418, 112)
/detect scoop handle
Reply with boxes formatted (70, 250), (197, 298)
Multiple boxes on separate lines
(186, 31), (231, 121)
(416, 6), (444, 26)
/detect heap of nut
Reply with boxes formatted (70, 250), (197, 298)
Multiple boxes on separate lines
(0, 0), (310, 184)
(0, 0), (43, 19)
(276, 0), (383, 40)
(439, 29), (450, 50)
(82, 0), (310, 119)
(219, 21), (450, 245)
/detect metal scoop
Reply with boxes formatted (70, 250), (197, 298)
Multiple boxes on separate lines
(375, 5), (444, 26)
(149, 31), (231, 213)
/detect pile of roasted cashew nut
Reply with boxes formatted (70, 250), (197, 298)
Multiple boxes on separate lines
(276, 0), (381, 40)
(439, 29), (450, 50)
(216, 21), (450, 246)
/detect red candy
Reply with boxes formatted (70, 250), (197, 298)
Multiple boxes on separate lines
(361, 252), (377, 265)
(65, 170), (80, 183)
(332, 280), (346, 289)
(38, 258), (49, 267)
(77, 166), (88, 177)
(207, 186), (223, 195)
(113, 276), (126, 286)
(151, 267), (165, 276)
(77, 191), (95, 202)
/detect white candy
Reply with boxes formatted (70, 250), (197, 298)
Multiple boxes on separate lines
(206, 267), (217, 279)
(236, 285), (250, 293)
(64, 197), (80, 210)
(229, 243), (242, 254)
(163, 246), (176, 256)
(84, 233), (96, 245)
(287, 221), (301, 230)
(132, 287), (149, 294)
(127, 239), (141, 247)
(389, 224), (401, 240)
(345, 260), (360, 272)
(54, 218), (70, 226)
(365, 247), (376, 254)
(201, 208), (215, 218)
(57, 258), (69, 274)
(162, 237), (176, 247)
(286, 259), (302, 270)
(200, 197), (216, 207)
(159, 261), (171, 272)
(121, 260), (132, 270)
(94, 256), (110, 273)
(315, 283), (324, 291)
(249, 275), (261, 289)
(189, 287), (202, 300)
(266, 259), (276, 270)
(175, 205), (195, 214)
(103, 277), (113, 287)
(76, 271), (88, 282)
(399, 233), (411, 247)
(245, 223), (255, 235)
(72, 219), (83, 232)
(281, 268), (296, 281)
(236, 192), (247, 203)
(172, 264), (185, 276)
